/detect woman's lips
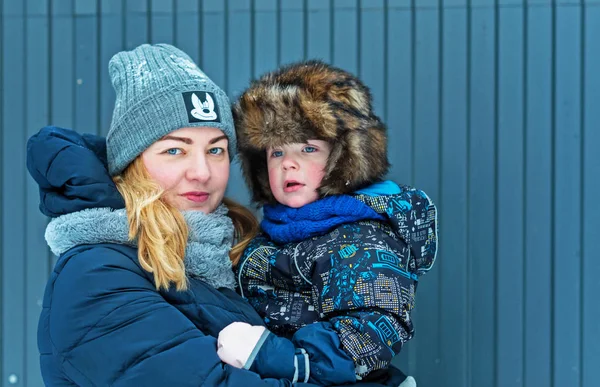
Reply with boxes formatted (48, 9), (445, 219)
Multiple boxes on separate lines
(181, 192), (209, 203)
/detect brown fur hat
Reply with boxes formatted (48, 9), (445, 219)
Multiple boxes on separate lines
(233, 60), (389, 206)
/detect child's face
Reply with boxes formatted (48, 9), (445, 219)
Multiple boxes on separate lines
(266, 140), (331, 208)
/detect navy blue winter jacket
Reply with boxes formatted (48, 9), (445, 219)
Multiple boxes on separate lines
(27, 127), (406, 387)
(27, 126), (320, 387)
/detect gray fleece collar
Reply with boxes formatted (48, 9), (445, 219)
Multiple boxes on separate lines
(45, 205), (236, 290)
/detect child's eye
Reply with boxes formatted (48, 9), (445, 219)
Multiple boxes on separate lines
(303, 146), (317, 153)
(165, 148), (183, 155)
(208, 147), (224, 155)
(271, 150), (283, 158)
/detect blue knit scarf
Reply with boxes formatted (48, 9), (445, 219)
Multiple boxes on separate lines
(261, 195), (385, 244)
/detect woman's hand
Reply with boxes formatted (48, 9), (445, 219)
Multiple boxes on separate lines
(217, 322), (269, 368)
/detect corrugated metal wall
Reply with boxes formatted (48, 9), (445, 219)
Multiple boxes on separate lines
(1, 1), (599, 386)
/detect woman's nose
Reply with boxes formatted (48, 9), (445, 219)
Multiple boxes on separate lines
(186, 155), (211, 182)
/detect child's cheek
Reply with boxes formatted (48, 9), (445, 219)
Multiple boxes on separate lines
(267, 166), (281, 191)
(308, 162), (327, 187)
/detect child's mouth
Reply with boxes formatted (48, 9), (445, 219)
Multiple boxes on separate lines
(284, 181), (304, 193)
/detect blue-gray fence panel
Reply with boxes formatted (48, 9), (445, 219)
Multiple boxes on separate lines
(440, 4), (468, 385)
(306, 0), (331, 62)
(413, 4), (442, 386)
(150, 0), (174, 44)
(2, 1), (27, 386)
(226, 0), (252, 207)
(279, 0), (304, 64)
(253, 0), (278, 77)
(497, 6), (525, 387)
(174, 0), (201, 65)
(125, 0), (148, 50)
(386, 0), (412, 188)
(554, 5), (583, 386)
(75, 0), (99, 136)
(468, 4), (497, 386)
(525, 4), (553, 386)
(583, 7), (600, 387)
(24, 2), (49, 386)
(333, 0), (358, 74)
(2, 2), (599, 386)
(100, 0), (125, 136)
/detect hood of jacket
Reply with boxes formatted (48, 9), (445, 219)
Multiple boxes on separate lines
(353, 180), (438, 274)
(27, 126), (125, 218)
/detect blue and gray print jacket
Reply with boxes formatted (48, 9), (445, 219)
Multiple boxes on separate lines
(237, 182), (438, 385)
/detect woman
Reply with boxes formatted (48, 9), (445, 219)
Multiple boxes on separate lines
(28, 43), (310, 387)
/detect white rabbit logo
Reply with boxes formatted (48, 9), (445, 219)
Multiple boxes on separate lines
(190, 92), (217, 120)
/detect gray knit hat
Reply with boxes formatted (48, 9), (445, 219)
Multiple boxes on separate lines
(106, 43), (236, 176)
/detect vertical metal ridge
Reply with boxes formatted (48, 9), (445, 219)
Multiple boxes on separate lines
(172, 0), (176, 45)
(22, 1), (28, 383)
(303, 0), (308, 59)
(198, 0), (204, 69)
(224, 0), (229, 92)
(0, 0), (5, 378)
(121, 0), (126, 49)
(522, 2), (529, 386)
(48, 0), (53, 127)
(549, 1), (557, 386)
(437, 0), (444, 364)
(356, 0), (361, 75)
(96, 0), (101, 135)
(329, 0), (334, 64)
(410, 0), (416, 185)
(382, 0), (388, 122)
(72, 0), (76, 126)
(276, 0), (281, 65)
(250, 0), (255, 77)
(46, 0), (53, 278)
(465, 2), (472, 385)
(578, 2), (586, 387)
(492, 1), (499, 386)
(147, 0), (151, 42)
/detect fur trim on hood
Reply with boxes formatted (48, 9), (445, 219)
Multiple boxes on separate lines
(233, 60), (390, 206)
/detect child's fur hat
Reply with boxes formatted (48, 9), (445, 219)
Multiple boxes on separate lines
(233, 60), (389, 206)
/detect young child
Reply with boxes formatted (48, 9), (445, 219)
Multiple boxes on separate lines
(216, 61), (438, 387)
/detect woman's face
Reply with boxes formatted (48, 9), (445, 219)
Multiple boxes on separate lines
(142, 126), (230, 213)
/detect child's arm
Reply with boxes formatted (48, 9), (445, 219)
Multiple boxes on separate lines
(218, 313), (409, 386)
(304, 240), (417, 380)
(222, 248), (417, 385)
(218, 321), (358, 385)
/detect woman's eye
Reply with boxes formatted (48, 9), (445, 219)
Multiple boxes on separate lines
(209, 147), (224, 155)
(166, 148), (183, 155)
(303, 146), (317, 153)
(271, 150), (283, 158)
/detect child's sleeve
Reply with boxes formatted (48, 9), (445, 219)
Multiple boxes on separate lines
(307, 242), (417, 380)
(246, 246), (417, 385)
(245, 321), (359, 385)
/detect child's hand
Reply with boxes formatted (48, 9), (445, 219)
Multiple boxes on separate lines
(217, 322), (267, 368)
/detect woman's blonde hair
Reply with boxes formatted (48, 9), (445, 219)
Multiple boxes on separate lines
(113, 157), (259, 291)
